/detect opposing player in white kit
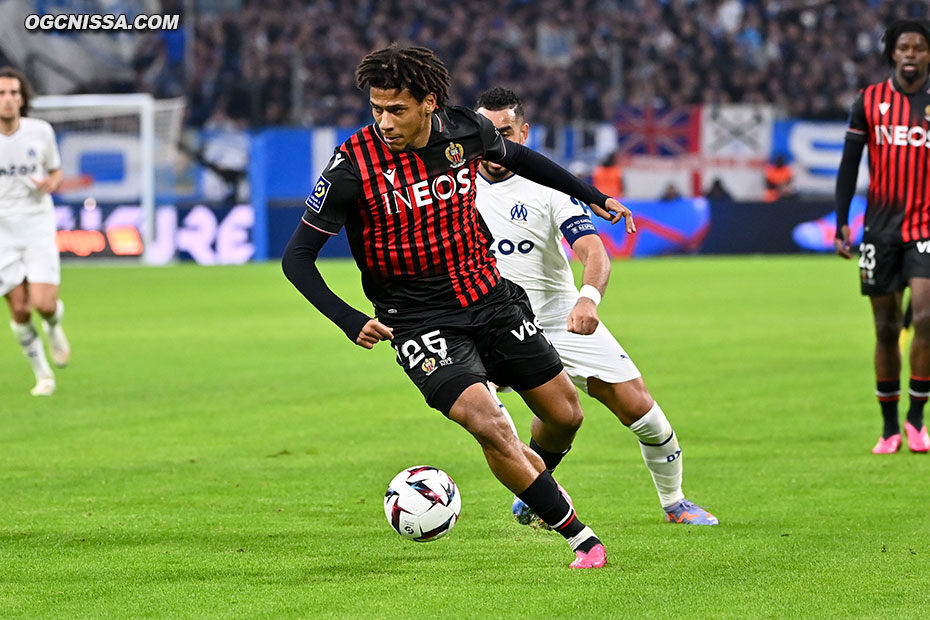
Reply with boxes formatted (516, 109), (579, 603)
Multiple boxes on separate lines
(474, 88), (716, 525)
(0, 67), (70, 396)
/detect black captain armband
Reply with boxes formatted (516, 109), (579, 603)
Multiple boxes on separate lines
(560, 215), (598, 246)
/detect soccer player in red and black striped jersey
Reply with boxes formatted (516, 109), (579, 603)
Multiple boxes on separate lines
(835, 19), (930, 454)
(282, 45), (635, 568)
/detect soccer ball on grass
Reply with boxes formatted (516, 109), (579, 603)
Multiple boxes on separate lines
(384, 466), (461, 542)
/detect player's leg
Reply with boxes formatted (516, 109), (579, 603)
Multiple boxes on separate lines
(30, 283), (69, 367)
(587, 377), (679, 504)
(587, 375), (717, 525)
(506, 388), (603, 564)
(479, 284), (582, 473)
(904, 277), (930, 452)
(460, 378), (602, 566)
(869, 292), (904, 453)
(23, 225), (69, 368)
(447, 381), (603, 567)
(5, 281), (55, 396)
(524, 319), (645, 475)
(544, 320), (716, 523)
(487, 384), (573, 527)
(390, 311), (604, 567)
(520, 371), (583, 472)
(901, 292), (914, 352)
(448, 383), (547, 493)
(475, 281), (605, 567)
(487, 383), (520, 436)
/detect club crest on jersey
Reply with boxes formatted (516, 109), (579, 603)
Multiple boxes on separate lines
(925, 104), (930, 123)
(421, 357), (438, 375)
(510, 203), (529, 221)
(27, 148), (36, 157)
(306, 175), (331, 213)
(445, 142), (466, 168)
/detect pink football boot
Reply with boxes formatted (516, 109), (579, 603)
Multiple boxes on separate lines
(872, 434), (902, 454)
(904, 422), (930, 453)
(569, 543), (607, 569)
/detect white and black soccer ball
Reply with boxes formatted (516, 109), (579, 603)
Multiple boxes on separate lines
(384, 466), (461, 542)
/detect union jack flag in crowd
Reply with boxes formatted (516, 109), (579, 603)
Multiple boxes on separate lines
(614, 106), (700, 156)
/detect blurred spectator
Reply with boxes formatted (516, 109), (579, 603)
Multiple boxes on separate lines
(568, 160), (592, 182)
(197, 102), (250, 204)
(706, 178), (734, 202)
(763, 154), (795, 202)
(660, 183), (683, 201)
(591, 151), (624, 198)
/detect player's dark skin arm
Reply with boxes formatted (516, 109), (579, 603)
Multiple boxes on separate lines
(496, 140), (636, 232)
(282, 223), (393, 348)
(834, 138), (865, 259)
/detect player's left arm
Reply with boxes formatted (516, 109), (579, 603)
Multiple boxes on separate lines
(33, 122), (63, 194)
(568, 234), (609, 335)
(472, 109), (634, 230)
(550, 190), (608, 335)
(32, 168), (62, 194)
(495, 141), (635, 231)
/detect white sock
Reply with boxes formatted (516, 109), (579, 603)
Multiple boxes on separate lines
(629, 401), (684, 509)
(43, 299), (64, 327)
(566, 525), (596, 552)
(10, 320), (53, 380)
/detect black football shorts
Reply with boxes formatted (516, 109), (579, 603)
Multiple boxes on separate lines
(382, 278), (563, 415)
(859, 234), (930, 296)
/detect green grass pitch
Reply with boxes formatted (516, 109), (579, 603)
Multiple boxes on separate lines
(1, 256), (927, 619)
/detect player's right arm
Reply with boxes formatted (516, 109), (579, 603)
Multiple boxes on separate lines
(282, 151), (393, 348)
(835, 92), (867, 259)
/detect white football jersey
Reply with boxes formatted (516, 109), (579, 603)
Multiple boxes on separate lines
(476, 171), (594, 322)
(0, 117), (61, 217)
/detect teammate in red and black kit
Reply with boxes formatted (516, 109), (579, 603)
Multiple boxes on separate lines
(282, 45), (635, 568)
(835, 19), (930, 454)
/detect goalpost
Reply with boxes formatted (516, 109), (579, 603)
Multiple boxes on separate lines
(30, 94), (185, 264)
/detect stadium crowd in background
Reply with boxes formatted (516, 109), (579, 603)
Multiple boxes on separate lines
(120, 0), (930, 129)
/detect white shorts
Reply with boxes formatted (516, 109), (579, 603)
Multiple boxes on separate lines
(543, 319), (641, 394)
(0, 211), (60, 296)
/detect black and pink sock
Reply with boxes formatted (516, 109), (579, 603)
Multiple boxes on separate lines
(876, 379), (900, 439)
(907, 376), (930, 430)
(517, 470), (599, 553)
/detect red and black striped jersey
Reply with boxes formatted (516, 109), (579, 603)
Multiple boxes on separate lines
(846, 76), (930, 242)
(302, 105), (506, 314)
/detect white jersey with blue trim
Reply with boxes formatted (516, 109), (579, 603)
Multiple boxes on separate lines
(475, 171), (591, 322)
(0, 117), (61, 218)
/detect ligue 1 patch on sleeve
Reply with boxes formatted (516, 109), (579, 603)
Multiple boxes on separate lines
(306, 175), (331, 213)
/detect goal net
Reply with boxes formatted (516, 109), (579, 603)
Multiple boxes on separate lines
(30, 94), (185, 264)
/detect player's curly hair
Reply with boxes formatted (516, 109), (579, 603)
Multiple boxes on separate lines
(356, 45), (450, 108)
(0, 66), (33, 116)
(474, 87), (525, 120)
(882, 19), (930, 67)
